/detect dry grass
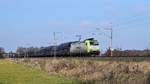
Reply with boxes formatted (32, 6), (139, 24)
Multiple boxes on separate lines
(13, 58), (150, 84)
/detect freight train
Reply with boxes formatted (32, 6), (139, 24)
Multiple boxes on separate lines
(12, 38), (100, 58)
(16, 38), (100, 57)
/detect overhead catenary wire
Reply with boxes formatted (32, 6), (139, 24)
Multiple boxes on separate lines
(95, 14), (150, 55)
(112, 14), (150, 31)
(96, 14), (150, 31)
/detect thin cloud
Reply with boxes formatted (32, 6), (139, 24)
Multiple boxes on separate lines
(48, 21), (66, 28)
(134, 4), (150, 13)
(79, 20), (111, 29)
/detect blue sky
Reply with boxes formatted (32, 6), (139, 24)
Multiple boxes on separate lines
(0, 0), (150, 52)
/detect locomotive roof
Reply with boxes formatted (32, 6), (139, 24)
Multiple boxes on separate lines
(40, 38), (97, 50)
(59, 41), (79, 46)
(85, 38), (95, 41)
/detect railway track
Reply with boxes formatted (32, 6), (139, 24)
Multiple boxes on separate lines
(11, 56), (150, 62)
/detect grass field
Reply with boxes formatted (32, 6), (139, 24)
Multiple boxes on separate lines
(15, 58), (150, 84)
(0, 59), (84, 84)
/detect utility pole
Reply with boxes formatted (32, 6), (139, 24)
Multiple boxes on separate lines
(76, 35), (82, 57)
(76, 35), (82, 41)
(110, 26), (113, 56)
(53, 32), (61, 57)
(53, 32), (57, 57)
(96, 23), (113, 56)
(105, 23), (113, 56)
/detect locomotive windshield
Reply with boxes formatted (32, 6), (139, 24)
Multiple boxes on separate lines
(90, 40), (99, 45)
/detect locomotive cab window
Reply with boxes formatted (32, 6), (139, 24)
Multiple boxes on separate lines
(90, 40), (99, 45)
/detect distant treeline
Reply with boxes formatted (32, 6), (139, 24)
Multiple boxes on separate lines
(104, 48), (150, 56)
(0, 47), (5, 58)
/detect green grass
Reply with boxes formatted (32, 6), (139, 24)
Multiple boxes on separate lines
(0, 59), (83, 84)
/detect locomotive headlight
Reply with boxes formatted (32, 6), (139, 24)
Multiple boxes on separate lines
(91, 46), (98, 49)
(90, 45), (100, 51)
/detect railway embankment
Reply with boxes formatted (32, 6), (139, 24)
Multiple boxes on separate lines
(13, 58), (150, 84)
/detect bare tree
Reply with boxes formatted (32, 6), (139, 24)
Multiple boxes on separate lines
(0, 47), (5, 58)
